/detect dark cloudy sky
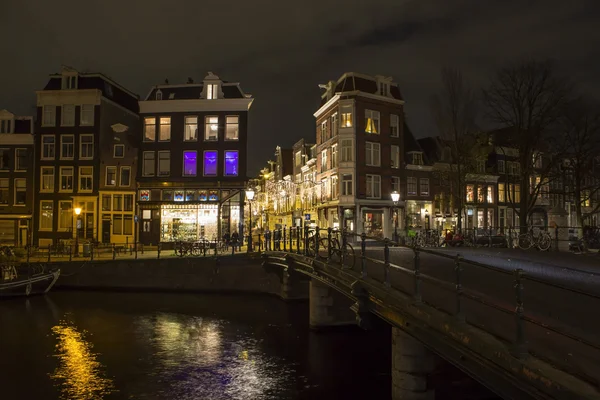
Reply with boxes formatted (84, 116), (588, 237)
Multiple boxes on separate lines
(2, 0), (599, 175)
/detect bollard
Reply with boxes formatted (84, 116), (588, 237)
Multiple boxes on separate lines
(360, 233), (367, 278)
(455, 255), (464, 322)
(297, 227), (301, 255)
(384, 239), (391, 287)
(413, 248), (422, 303)
(304, 226), (309, 256)
(327, 227), (333, 262)
(113, 244), (116, 260)
(513, 268), (527, 358)
(157, 243), (161, 259)
(48, 244), (51, 263)
(283, 226), (287, 252)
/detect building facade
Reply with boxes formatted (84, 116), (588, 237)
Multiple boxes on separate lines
(314, 73), (405, 239)
(137, 73), (253, 245)
(33, 66), (139, 247)
(0, 110), (34, 247)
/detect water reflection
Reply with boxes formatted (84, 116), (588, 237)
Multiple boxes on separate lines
(135, 313), (294, 400)
(50, 320), (115, 400)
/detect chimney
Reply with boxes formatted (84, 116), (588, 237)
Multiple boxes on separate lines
(187, 77), (194, 84)
(164, 78), (169, 84)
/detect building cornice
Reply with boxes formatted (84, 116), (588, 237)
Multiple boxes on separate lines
(139, 98), (254, 113)
(314, 91), (405, 119)
(0, 133), (33, 145)
(406, 164), (433, 172)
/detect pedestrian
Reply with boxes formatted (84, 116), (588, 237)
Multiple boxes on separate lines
(231, 231), (240, 251)
(222, 232), (230, 250)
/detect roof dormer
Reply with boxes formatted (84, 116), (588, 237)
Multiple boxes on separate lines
(201, 72), (224, 100)
(155, 89), (163, 100)
(375, 75), (392, 97)
(0, 109), (15, 133)
(61, 65), (78, 90)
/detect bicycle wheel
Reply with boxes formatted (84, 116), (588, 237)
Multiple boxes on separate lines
(518, 234), (532, 250)
(537, 234), (551, 251)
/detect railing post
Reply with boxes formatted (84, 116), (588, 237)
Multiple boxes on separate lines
(327, 227), (333, 262)
(413, 248), (421, 303)
(289, 227), (293, 252)
(384, 238), (391, 288)
(304, 226), (309, 256)
(297, 227), (301, 254)
(90, 244), (94, 261)
(360, 233), (367, 278)
(341, 230), (347, 268)
(112, 244), (116, 260)
(554, 227), (559, 252)
(513, 268), (528, 358)
(314, 228), (320, 258)
(157, 243), (161, 259)
(135, 242), (138, 259)
(455, 255), (464, 322)
(283, 226), (287, 251)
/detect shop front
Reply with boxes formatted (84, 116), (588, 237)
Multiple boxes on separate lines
(361, 208), (386, 239)
(405, 201), (432, 230)
(0, 216), (31, 247)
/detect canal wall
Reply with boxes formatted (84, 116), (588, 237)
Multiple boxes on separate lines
(53, 254), (284, 296)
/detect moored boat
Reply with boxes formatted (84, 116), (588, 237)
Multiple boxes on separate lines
(0, 263), (60, 298)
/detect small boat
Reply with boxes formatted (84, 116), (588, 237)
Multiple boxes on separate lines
(0, 263), (61, 298)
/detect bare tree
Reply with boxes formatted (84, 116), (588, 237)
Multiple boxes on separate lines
(483, 60), (570, 232)
(431, 67), (479, 230)
(560, 97), (600, 229)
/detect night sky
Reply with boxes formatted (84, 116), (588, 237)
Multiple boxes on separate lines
(2, 0), (599, 175)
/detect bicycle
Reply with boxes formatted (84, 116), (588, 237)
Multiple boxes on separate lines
(517, 228), (552, 251)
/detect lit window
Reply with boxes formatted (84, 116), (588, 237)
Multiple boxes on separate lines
(224, 151), (239, 176)
(42, 106), (56, 127)
(420, 178), (429, 196)
(204, 151), (218, 176)
(390, 114), (399, 137)
(225, 116), (239, 140)
(498, 183), (505, 202)
(14, 178), (26, 205)
(487, 186), (494, 203)
(120, 167), (131, 186)
(15, 148), (27, 171)
(114, 144), (125, 158)
(144, 117), (156, 141)
(342, 174), (353, 196)
(183, 151), (197, 176)
(331, 144), (338, 168)
(40, 201), (53, 230)
(407, 177), (417, 196)
(41, 167), (54, 192)
(341, 139), (353, 162)
(204, 116), (219, 141)
(174, 190), (184, 202)
(185, 116), (198, 141)
(80, 104), (94, 126)
(0, 178), (8, 204)
(391, 145), (400, 168)
(158, 151), (170, 176)
(106, 166), (117, 186)
(159, 117), (171, 141)
(42, 135), (55, 159)
(466, 185), (474, 202)
(143, 152), (155, 176)
(80, 134), (94, 159)
(207, 84), (218, 99)
(321, 150), (327, 172)
(60, 135), (74, 159)
(79, 166), (93, 192)
(365, 109), (380, 134)
(58, 201), (72, 230)
(341, 105), (352, 128)
(61, 104), (75, 126)
(60, 167), (74, 191)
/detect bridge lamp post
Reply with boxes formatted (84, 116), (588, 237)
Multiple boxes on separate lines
(74, 207), (82, 257)
(245, 187), (255, 252)
(391, 191), (400, 243)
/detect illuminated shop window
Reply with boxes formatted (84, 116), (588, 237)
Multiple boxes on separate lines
(198, 191), (208, 201)
(185, 190), (196, 201)
(208, 190), (219, 201)
(174, 190), (184, 202)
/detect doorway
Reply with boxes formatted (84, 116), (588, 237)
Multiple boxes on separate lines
(102, 220), (111, 243)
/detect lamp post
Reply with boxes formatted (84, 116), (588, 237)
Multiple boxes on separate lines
(245, 187), (255, 252)
(391, 191), (400, 242)
(74, 207), (82, 257)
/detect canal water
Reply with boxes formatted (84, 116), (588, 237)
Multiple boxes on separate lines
(0, 292), (499, 399)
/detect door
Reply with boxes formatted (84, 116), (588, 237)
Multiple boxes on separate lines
(19, 227), (28, 247)
(85, 213), (94, 239)
(102, 220), (111, 244)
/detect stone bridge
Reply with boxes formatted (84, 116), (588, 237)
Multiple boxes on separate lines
(260, 232), (600, 400)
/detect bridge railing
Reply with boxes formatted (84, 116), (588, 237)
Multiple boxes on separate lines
(260, 227), (600, 387)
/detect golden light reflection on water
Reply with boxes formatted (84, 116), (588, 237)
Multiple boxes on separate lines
(50, 321), (115, 400)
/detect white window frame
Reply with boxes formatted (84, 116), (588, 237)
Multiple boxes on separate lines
(14, 178), (26, 206)
(113, 144), (125, 158)
(143, 117), (156, 142)
(342, 174), (353, 196)
(39, 200), (54, 231)
(120, 166), (131, 186)
(365, 142), (381, 167)
(331, 112), (338, 136)
(340, 104), (353, 128)
(412, 153), (423, 165)
(58, 200), (72, 231)
(203, 150), (218, 177)
(105, 166), (117, 186)
(341, 139), (353, 162)
(225, 115), (239, 141)
(79, 134), (94, 160)
(224, 150), (239, 177)
(204, 116), (219, 141)
(392, 177), (401, 193)
(61, 104), (75, 127)
(0, 178), (8, 204)
(407, 177), (417, 196)
(60, 134), (74, 160)
(390, 114), (399, 137)
(365, 109), (380, 134)
(366, 174), (381, 199)
(41, 135), (55, 160)
(391, 145), (400, 169)
(0, 148), (8, 170)
(0, 119), (12, 133)
(42, 106), (56, 127)
(331, 144), (338, 168)
(321, 149), (327, 172)
(79, 166), (93, 192)
(158, 151), (170, 177)
(207, 84), (218, 99)
(40, 167), (55, 192)
(59, 166), (74, 192)
(420, 178), (430, 196)
(182, 150), (197, 177)
(142, 151), (155, 177)
(80, 104), (94, 126)
(184, 116), (198, 141)
(15, 148), (27, 171)
(159, 117), (171, 142)
(498, 160), (505, 174)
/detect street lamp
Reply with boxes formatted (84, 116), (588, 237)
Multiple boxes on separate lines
(245, 187), (255, 252)
(74, 207), (82, 256)
(391, 191), (400, 242)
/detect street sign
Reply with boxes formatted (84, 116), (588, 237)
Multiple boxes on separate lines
(134, 215), (139, 223)
(305, 214), (311, 221)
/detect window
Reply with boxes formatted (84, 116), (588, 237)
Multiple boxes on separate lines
(477, 160), (486, 173)
(207, 84), (218, 99)
(365, 142), (380, 166)
(498, 183), (505, 202)
(0, 179), (8, 204)
(365, 109), (380, 134)
(514, 184), (521, 203)
(204, 151), (218, 176)
(184, 116), (198, 141)
(0, 119), (11, 133)
(144, 117), (156, 141)
(124, 195), (134, 211)
(61, 104), (75, 126)
(366, 174), (381, 198)
(466, 185), (474, 202)
(113, 194), (123, 211)
(390, 114), (399, 137)
(320, 121), (328, 143)
(102, 195), (111, 211)
(60, 135), (74, 159)
(378, 82), (389, 96)
(407, 177), (417, 196)
(41, 167), (54, 192)
(80, 134), (93, 159)
(412, 153), (423, 165)
(183, 151), (197, 176)
(224, 151), (239, 176)
(42, 106), (56, 127)
(159, 117), (171, 141)
(120, 167), (131, 186)
(143, 152), (155, 176)
(62, 75), (77, 89)
(487, 186), (494, 203)
(79, 167), (93, 192)
(331, 113), (338, 136)
(225, 116), (239, 140)
(158, 151), (170, 176)
(80, 104), (94, 126)
(40, 201), (53, 230)
(341, 139), (353, 162)
(331, 144), (338, 168)
(391, 145), (400, 168)
(113, 144), (125, 158)
(331, 175), (339, 199)
(498, 160), (505, 174)
(15, 148), (27, 171)
(105, 166), (117, 186)
(341, 105), (352, 128)
(42, 135), (55, 159)
(113, 214), (123, 235)
(0, 148), (8, 169)
(420, 178), (430, 196)
(295, 151), (302, 167)
(156, 90), (162, 101)
(477, 186), (484, 203)
(342, 174), (353, 196)
(392, 177), (401, 193)
(205, 116), (219, 141)
(321, 150), (327, 172)
(58, 201), (72, 230)
(59, 167), (73, 191)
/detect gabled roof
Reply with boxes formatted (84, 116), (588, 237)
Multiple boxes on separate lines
(319, 72), (404, 106)
(403, 122), (430, 164)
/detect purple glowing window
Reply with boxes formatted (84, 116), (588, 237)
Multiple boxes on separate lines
(224, 151), (239, 176)
(183, 151), (197, 176)
(204, 151), (217, 176)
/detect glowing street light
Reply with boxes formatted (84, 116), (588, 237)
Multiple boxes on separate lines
(391, 191), (400, 242)
(245, 188), (255, 252)
(74, 207), (82, 257)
